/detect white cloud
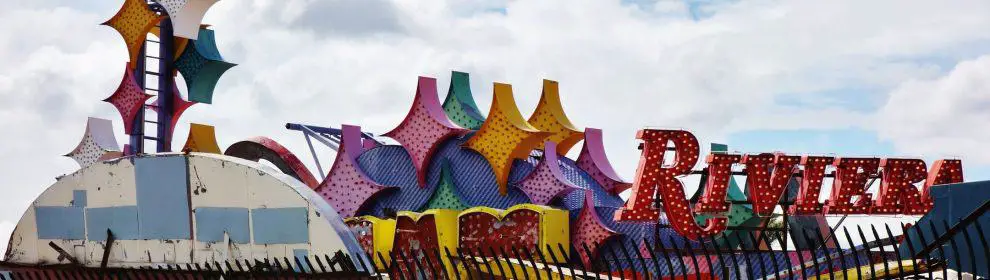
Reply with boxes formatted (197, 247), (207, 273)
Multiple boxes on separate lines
(1, 0), (989, 250)
(878, 55), (990, 163)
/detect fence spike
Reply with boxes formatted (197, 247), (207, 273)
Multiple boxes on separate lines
(486, 247), (509, 280)
(377, 252), (393, 280)
(665, 236), (693, 280)
(955, 222), (978, 276)
(520, 246), (546, 280)
(799, 229), (823, 279)
(941, 220), (963, 277)
(759, 230), (784, 280)
(508, 246), (530, 280)
(925, 221), (950, 279)
(823, 223), (848, 277)
(733, 233), (756, 280)
(973, 220), (990, 277)
(533, 244), (559, 279)
(634, 239), (659, 279)
(420, 248), (440, 279)
(879, 224), (905, 279)
(696, 238), (716, 280)
(852, 225), (877, 280)
(544, 244), (568, 279)
(866, 225), (891, 279)
(591, 242), (614, 279)
(457, 247), (482, 280)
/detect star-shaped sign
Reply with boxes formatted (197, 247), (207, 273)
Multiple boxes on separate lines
(104, 63), (153, 135)
(103, 0), (164, 65)
(149, 85), (196, 142)
(575, 128), (632, 194)
(182, 123), (221, 153)
(464, 83), (550, 195)
(572, 189), (618, 268)
(154, 0), (220, 39)
(515, 141), (581, 205)
(316, 125), (397, 218)
(441, 71), (485, 130)
(383, 77), (467, 186)
(65, 117), (123, 168)
(174, 27), (236, 104)
(527, 80), (583, 155)
(421, 161), (469, 211)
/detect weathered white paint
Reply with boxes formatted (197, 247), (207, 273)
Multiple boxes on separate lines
(5, 153), (366, 268)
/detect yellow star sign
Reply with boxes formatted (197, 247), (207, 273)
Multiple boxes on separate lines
(527, 80), (583, 155)
(464, 83), (549, 195)
(102, 0), (164, 66)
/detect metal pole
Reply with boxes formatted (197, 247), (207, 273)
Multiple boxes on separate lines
(156, 17), (175, 152)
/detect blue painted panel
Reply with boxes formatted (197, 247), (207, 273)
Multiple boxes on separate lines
(72, 190), (87, 207)
(899, 180), (990, 278)
(86, 206), (140, 240)
(293, 249), (309, 272)
(194, 207), (249, 243)
(252, 208), (308, 244)
(134, 156), (191, 239)
(35, 206), (84, 239)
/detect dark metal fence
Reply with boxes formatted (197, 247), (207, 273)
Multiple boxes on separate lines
(2, 201), (987, 279)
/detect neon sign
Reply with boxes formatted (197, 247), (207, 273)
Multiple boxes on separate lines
(615, 129), (964, 240)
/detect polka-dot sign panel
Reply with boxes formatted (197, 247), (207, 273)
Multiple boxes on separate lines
(571, 190), (617, 268)
(383, 76), (467, 186)
(392, 214), (442, 278)
(458, 208), (542, 256)
(527, 80), (583, 155)
(315, 125), (396, 218)
(516, 141), (581, 205)
(464, 83), (550, 195)
(103, 64), (152, 135)
(103, 0), (164, 64)
(575, 128), (631, 195)
(155, 0), (219, 39)
(65, 117), (123, 168)
(344, 219), (376, 257)
(441, 71), (485, 130)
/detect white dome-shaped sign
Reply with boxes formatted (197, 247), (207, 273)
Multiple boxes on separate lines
(4, 153), (369, 269)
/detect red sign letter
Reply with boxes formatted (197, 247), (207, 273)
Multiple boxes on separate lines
(615, 130), (725, 240)
(696, 154), (741, 213)
(790, 156), (832, 214)
(742, 153), (800, 216)
(824, 157), (879, 214)
(915, 159), (965, 214)
(874, 158), (927, 214)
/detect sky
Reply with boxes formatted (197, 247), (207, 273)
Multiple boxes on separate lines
(2, 0), (990, 254)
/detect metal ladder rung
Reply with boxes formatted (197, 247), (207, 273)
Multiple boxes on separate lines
(145, 88), (159, 92)
(145, 120), (158, 124)
(143, 136), (160, 141)
(146, 56), (161, 60)
(146, 39), (160, 44)
(145, 71), (162, 75)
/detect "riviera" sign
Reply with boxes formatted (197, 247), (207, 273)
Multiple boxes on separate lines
(614, 129), (964, 240)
